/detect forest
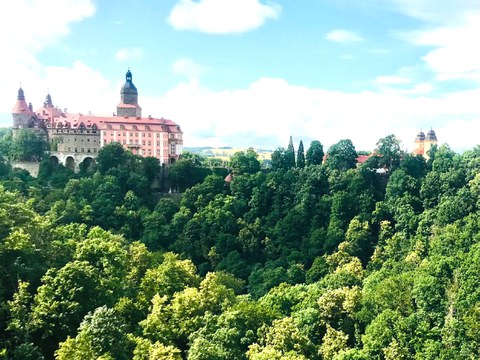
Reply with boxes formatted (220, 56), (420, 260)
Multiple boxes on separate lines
(0, 128), (479, 359)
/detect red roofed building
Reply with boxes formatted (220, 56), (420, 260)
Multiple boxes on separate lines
(12, 70), (183, 170)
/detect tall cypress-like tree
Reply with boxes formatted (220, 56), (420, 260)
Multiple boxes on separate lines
(297, 140), (305, 168)
(286, 136), (296, 168)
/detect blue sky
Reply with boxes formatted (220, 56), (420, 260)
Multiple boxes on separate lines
(1, 0), (479, 151)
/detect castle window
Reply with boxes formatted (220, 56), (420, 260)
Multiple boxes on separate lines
(103, 131), (107, 135)
(87, 139), (90, 142)
(87, 149), (91, 153)
(129, 132), (133, 136)
(157, 150), (160, 155)
(148, 133), (151, 137)
(94, 148), (97, 153)
(68, 147), (71, 151)
(148, 149), (152, 155)
(135, 132), (138, 137)
(157, 141), (160, 146)
(123, 132), (126, 136)
(148, 141), (151, 146)
(75, 148), (78, 152)
(170, 143), (176, 155)
(142, 141), (145, 145)
(156, 133), (160, 137)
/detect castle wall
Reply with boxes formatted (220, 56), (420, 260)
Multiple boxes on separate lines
(11, 161), (40, 177)
(49, 128), (101, 155)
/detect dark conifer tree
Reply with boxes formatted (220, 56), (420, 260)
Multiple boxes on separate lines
(286, 136), (296, 168)
(297, 140), (305, 168)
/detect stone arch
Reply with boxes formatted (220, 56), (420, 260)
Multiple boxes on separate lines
(65, 156), (75, 170)
(49, 155), (59, 166)
(80, 156), (96, 173)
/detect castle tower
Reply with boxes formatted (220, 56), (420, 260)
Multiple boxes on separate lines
(44, 93), (53, 107)
(424, 128), (438, 158)
(413, 130), (425, 156)
(12, 87), (35, 129)
(117, 69), (142, 118)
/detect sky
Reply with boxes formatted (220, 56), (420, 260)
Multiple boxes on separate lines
(1, 0), (479, 152)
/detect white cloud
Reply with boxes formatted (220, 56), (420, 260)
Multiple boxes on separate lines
(387, 2), (480, 84)
(172, 58), (207, 80)
(0, 0), (117, 122)
(385, 0), (478, 24)
(139, 77), (480, 152)
(376, 76), (411, 85)
(411, 14), (480, 83)
(115, 48), (144, 62)
(325, 29), (364, 43)
(2, 0), (95, 53)
(168, 0), (281, 34)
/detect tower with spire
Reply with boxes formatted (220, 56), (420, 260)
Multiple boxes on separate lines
(117, 69), (142, 118)
(12, 87), (35, 129)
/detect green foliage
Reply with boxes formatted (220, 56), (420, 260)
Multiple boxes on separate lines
(326, 139), (358, 171)
(1, 133), (480, 359)
(10, 129), (49, 162)
(306, 140), (324, 166)
(230, 148), (261, 175)
(297, 140), (305, 168)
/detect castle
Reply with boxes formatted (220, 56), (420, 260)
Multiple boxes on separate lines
(12, 70), (183, 171)
(412, 129), (438, 159)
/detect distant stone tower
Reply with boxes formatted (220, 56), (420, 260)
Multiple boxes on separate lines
(414, 130), (426, 155)
(44, 92), (53, 108)
(12, 87), (34, 129)
(413, 128), (438, 159)
(424, 128), (438, 157)
(117, 69), (142, 118)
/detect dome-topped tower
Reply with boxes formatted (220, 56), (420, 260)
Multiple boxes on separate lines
(17, 87), (26, 101)
(412, 128), (437, 160)
(12, 87), (34, 129)
(415, 130), (425, 142)
(44, 93), (53, 107)
(120, 70), (138, 104)
(425, 128), (437, 141)
(117, 69), (142, 118)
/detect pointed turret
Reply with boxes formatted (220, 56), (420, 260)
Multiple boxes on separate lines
(12, 87), (34, 128)
(44, 93), (53, 107)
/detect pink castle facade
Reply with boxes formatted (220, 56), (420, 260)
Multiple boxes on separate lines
(12, 70), (183, 169)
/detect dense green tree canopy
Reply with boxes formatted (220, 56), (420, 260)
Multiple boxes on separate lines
(1, 130), (480, 359)
(326, 139), (358, 171)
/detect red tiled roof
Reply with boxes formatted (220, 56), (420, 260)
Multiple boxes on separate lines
(12, 100), (34, 115)
(356, 155), (371, 164)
